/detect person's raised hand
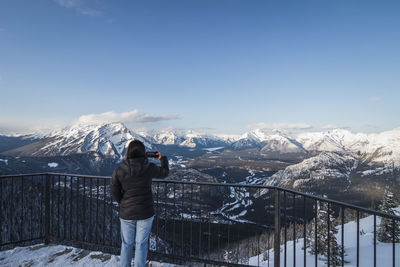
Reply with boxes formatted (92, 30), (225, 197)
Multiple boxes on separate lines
(155, 150), (162, 159)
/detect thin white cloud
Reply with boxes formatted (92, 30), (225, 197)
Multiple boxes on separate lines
(54, 0), (103, 16)
(0, 121), (63, 136)
(54, 0), (79, 8)
(72, 110), (180, 125)
(322, 124), (350, 130)
(77, 8), (102, 16)
(247, 122), (312, 130)
(370, 96), (381, 103)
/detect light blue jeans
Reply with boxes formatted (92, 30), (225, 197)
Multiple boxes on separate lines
(119, 215), (154, 267)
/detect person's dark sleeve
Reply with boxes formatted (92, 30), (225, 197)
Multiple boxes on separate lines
(152, 156), (169, 178)
(110, 169), (123, 203)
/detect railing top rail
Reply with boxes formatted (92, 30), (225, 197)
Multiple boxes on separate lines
(1, 172), (400, 220)
(0, 172), (49, 179)
(0, 172), (112, 179)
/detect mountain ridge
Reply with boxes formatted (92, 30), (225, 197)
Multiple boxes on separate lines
(1, 123), (400, 166)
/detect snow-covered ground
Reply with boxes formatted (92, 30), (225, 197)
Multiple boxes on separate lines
(48, 162), (59, 168)
(0, 243), (181, 267)
(202, 146), (224, 152)
(249, 209), (400, 267)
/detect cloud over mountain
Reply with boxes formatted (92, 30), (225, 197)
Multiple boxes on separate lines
(322, 124), (349, 130)
(72, 110), (180, 125)
(247, 122), (312, 130)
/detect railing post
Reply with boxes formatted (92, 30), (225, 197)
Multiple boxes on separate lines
(274, 188), (281, 267)
(44, 174), (50, 244)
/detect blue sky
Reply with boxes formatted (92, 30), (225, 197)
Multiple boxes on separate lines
(0, 0), (399, 134)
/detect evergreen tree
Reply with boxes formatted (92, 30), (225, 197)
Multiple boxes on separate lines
(306, 201), (343, 267)
(377, 188), (400, 243)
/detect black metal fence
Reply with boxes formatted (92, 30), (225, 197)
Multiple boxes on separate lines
(0, 173), (399, 267)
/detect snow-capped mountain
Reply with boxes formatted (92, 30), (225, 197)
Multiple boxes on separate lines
(2, 122), (152, 160)
(296, 130), (348, 152)
(296, 128), (374, 153)
(231, 129), (307, 155)
(232, 130), (266, 149)
(44, 122), (153, 160)
(356, 128), (400, 165)
(146, 129), (228, 148)
(151, 129), (185, 146)
(297, 128), (400, 165)
(2, 124), (400, 168)
(260, 132), (307, 154)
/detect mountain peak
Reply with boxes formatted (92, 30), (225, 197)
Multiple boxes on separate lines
(38, 121), (152, 160)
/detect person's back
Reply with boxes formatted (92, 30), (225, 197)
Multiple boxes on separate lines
(111, 140), (169, 267)
(112, 156), (168, 220)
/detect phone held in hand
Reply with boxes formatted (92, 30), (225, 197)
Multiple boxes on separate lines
(146, 152), (159, 158)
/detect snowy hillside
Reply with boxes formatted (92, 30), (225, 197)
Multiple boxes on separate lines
(262, 152), (358, 193)
(248, 207), (400, 267)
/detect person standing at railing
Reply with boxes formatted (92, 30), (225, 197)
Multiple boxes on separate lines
(110, 140), (169, 267)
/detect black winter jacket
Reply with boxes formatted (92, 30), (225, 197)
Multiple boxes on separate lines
(110, 156), (169, 220)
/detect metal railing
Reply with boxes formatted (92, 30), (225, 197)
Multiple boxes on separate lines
(0, 173), (399, 267)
